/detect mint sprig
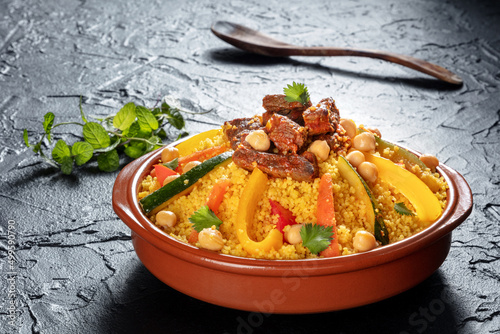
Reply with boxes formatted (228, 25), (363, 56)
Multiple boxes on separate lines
(23, 96), (190, 175)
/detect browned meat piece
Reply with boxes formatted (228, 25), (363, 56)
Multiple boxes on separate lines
(314, 124), (352, 154)
(265, 114), (307, 154)
(223, 116), (263, 150)
(232, 146), (319, 182)
(303, 97), (340, 135)
(262, 94), (312, 124)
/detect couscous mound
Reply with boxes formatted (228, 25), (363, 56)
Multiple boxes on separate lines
(138, 87), (448, 260)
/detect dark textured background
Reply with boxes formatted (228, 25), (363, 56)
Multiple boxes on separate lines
(1, 0), (499, 333)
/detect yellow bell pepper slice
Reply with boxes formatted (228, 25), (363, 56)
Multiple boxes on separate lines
(236, 168), (283, 255)
(175, 128), (222, 156)
(365, 154), (442, 226)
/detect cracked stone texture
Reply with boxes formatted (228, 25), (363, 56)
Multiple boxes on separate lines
(0, 0), (499, 333)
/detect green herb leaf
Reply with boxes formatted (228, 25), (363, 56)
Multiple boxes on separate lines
(60, 156), (73, 175)
(51, 139), (71, 164)
(156, 128), (167, 139)
(189, 205), (223, 232)
(161, 102), (185, 130)
(43, 112), (55, 141)
(300, 223), (333, 255)
(23, 129), (30, 147)
(163, 157), (178, 170)
(83, 122), (110, 149)
(79, 96), (88, 123)
(283, 82), (310, 105)
(113, 102), (136, 131)
(71, 141), (94, 166)
(97, 149), (119, 172)
(124, 141), (146, 159)
(136, 105), (159, 131)
(394, 202), (416, 216)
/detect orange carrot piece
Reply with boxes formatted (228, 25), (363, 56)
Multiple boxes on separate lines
(317, 173), (340, 257)
(154, 164), (177, 186)
(206, 178), (231, 214)
(176, 145), (228, 173)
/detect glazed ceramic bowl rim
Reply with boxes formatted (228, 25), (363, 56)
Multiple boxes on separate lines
(113, 132), (473, 278)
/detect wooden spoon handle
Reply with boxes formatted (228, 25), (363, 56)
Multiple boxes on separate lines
(286, 46), (462, 85)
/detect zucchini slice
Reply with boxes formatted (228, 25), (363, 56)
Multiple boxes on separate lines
(140, 151), (232, 214)
(337, 156), (389, 245)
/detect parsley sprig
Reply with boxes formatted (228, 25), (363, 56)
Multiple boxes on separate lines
(23, 96), (190, 175)
(283, 82), (310, 106)
(189, 206), (223, 232)
(394, 202), (416, 216)
(300, 223), (334, 255)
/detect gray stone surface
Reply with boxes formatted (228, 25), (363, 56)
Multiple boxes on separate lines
(1, 0), (499, 333)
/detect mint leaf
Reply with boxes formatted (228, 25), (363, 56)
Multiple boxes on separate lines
(72, 141), (94, 166)
(124, 142), (146, 159)
(189, 205), (223, 232)
(113, 102), (136, 131)
(300, 223), (333, 255)
(97, 149), (119, 172)
(83, 122), (110, 149)
(161, 102), (185, 130)
(43, 112), (55, 141)
(51, 139), (71, 164)
(136, 105), (159, 131)
(60, 156), (73, 175)
(23, 129), (30, 147)
(394, 202), (415, 216)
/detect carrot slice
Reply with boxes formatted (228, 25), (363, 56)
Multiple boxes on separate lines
(154, 164), (177, 186)
(317, 173), (340, 257)
(176, 144), (228, 173)
(206, 178), (231, 214)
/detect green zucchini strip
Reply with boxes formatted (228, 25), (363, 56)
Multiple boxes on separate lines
(140, 151), (233, 214)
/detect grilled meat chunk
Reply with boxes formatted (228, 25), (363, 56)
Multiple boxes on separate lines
(223, 116), (264, 150)
(313, 124), (351, 154)
(265, 114), (307, 154)
(232, 146), (319, 182)
(262, 94), (312, 124)
(303, 97), (340, 135)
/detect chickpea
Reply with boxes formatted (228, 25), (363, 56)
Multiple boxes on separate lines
(340, 118), (357, 139)
(366, 127), (381, 138)
(419, 154), (439, 170)
(346, 150), (365, 168)
(285, 224), (303, 245)
(161, 146), (179, 163)
(357, 161), (378, 183)
(353, 231), (378, 253)
(183, 161), (201, 173)
(308, 140), (330, 162)
(163, 174), (180, 186)
(352, 132), (376, 153)
(245, 129), (271, 152)
(198, 227), (224, 251)
(156, 210), (177, 228)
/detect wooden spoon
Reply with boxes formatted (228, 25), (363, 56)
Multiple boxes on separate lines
(211, 21), (462, 85)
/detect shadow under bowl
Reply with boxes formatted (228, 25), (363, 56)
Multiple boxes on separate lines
(112, 137), (472, 314)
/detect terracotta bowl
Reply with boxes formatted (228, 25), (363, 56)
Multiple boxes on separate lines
(112, 135), (473, 314)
